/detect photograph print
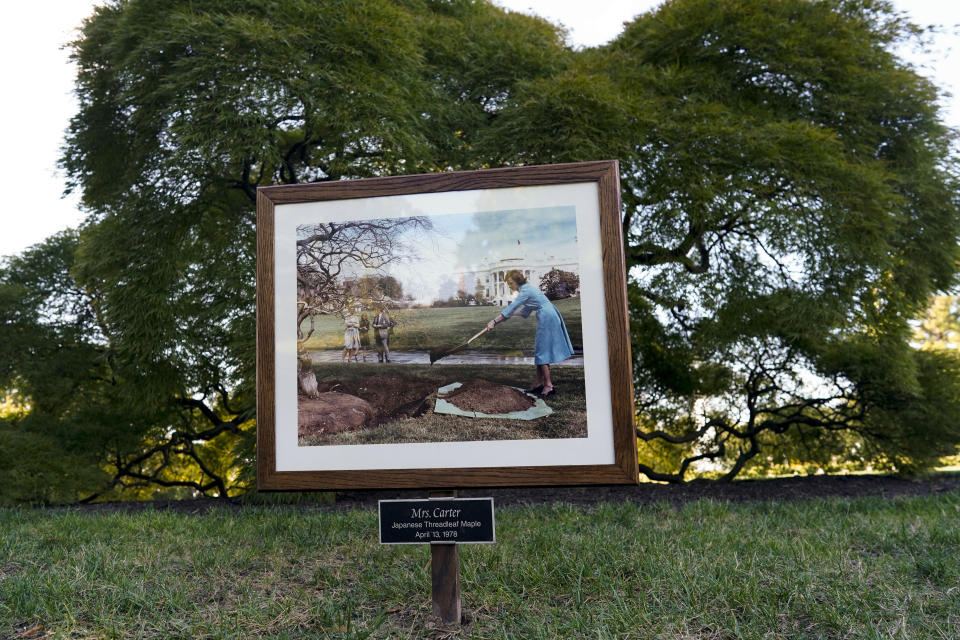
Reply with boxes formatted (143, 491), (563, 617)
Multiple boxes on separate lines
(295, 205), (587, 447)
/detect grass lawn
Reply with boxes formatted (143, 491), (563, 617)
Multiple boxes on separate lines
(301, 298), (583, 352)
(3, 491), (959, 638)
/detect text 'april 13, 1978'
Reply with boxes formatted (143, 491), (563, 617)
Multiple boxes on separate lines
(379, 498), (495, 545)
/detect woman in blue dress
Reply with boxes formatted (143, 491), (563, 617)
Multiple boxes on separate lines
(485, 270), (573, 397)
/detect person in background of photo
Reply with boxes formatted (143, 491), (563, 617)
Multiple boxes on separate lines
(341, 309), (361, 363)
(373, 307), (393, 362)
(358, 313), (371, 362)
(486, 269), (573, 397)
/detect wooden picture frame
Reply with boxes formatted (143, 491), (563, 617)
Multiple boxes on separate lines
(257, 160), (637, 489)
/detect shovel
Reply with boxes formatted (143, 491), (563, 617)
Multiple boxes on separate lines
(429, 327), (490, 364)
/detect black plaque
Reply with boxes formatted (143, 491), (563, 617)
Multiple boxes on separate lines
(379, 497), (495, 545)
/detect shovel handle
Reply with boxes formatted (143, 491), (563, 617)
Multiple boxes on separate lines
(466, 327), (489, 344)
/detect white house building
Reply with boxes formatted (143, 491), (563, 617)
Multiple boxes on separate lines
(462, 253), (580, 306)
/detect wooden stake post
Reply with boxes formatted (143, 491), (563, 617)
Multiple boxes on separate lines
(429, 491), (461, 625)
(378, 493), (496, 627)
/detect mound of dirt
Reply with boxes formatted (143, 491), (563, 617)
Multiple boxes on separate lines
(299, 376), (540, 440)
(442, 379), (535, 414)
(298, 392), (377, 438)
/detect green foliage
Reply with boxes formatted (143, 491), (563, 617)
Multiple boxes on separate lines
(1, 0), (571, 504)
(476, 0), (960, 481)
(916, 295), (960, 350)
(0, 428), (108, 507)
(602, 0), (960, 480)
(0, 233), (254, 503)
(2, 0), (959, 502)
(0, 234), (115, 503)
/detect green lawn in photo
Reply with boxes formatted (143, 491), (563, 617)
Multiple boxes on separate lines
(3, 490), (959, 638)
(301, 298), (583, 353)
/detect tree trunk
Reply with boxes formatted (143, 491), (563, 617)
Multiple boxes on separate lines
(297, 352), (319, 398)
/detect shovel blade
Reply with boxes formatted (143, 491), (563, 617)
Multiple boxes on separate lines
(430, 341), (468, 364)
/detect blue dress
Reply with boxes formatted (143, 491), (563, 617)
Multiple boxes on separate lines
(500, 283), (574, 365)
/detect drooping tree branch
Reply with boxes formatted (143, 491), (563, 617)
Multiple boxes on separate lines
(636, 342), (868, 482)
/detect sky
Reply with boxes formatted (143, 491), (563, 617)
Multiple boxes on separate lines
(1, 0), (957, 259)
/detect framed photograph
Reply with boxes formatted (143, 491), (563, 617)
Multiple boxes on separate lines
(257, 160), (637, 489)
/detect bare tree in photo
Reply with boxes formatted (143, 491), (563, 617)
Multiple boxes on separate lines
(296, 218), (430, 395)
